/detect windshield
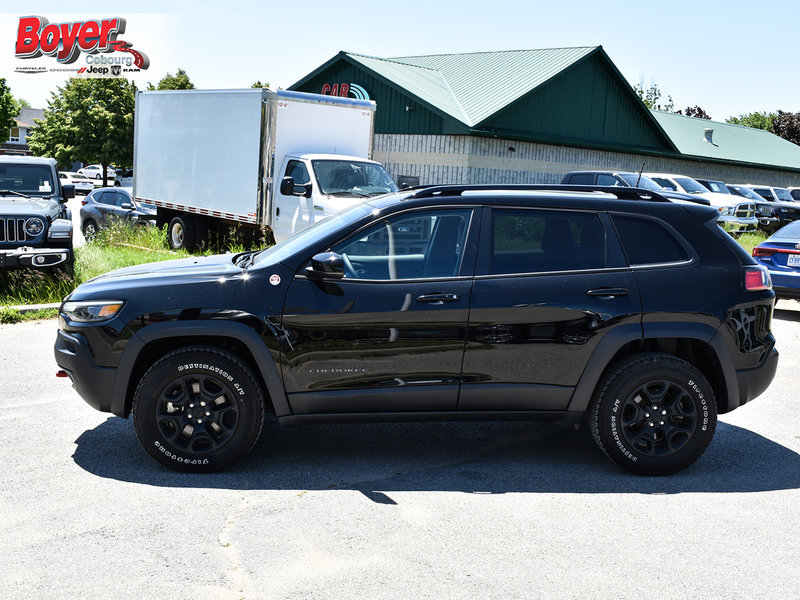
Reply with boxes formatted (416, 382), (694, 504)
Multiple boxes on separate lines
(618, 174), (664, 192)
(253, 200), (379, 266)
(312, 160), (398, 196)
(774, 188), (794, 202)
(0, 164), (54, 195)
(703, 180), (729, 194)
(729, 185), (763, 201)
(674, 177), (709, 194)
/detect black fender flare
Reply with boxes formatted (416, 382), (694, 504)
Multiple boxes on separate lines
(110, 320), (290, 418)
(566, 322), (735, 414)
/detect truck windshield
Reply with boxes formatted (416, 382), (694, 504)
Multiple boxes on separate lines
(0, 164), (55, 195)
(312, 160), (398, 197)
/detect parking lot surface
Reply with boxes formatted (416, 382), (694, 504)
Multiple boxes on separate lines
(1, 303), (799, 600)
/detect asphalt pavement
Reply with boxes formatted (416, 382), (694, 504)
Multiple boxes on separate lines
(1, 304), (799, 600)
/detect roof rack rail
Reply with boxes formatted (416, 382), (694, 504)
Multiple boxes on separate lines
(407, 184), (671, 203)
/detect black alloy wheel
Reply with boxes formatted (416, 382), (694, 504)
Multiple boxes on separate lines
(590, 353), (717, 475)
(133, 346), (265, 472)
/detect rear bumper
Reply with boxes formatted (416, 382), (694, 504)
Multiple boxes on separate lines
(735, 346), (779, 408)
(0, 246), (71, 269)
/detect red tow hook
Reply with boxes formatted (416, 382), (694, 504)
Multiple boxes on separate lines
(56, 370), (69, 378)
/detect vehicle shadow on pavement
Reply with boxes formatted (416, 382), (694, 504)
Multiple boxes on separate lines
(73, 417), (800, 499)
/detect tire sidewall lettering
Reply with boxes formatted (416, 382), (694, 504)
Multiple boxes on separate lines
(154, 440), (210, 465)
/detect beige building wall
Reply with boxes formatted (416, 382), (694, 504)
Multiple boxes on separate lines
(373, 134), (800, 188)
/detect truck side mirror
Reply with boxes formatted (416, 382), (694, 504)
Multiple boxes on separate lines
(306, 252), (345, 280)
(281, 176), (313, 198)
(62, 183), (75, 200)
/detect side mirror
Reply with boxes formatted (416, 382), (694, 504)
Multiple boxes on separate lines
(306, 252), (345, 280)
(280, 176), (313, 198)
(280, 176), (295, 196)
(62, 183), (75, 200)
(120, 202), (133, 210)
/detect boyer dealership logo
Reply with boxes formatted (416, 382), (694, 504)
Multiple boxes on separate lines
(14, 15), (150, 76)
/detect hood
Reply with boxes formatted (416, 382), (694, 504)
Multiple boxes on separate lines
(698, 191), (748, 208)
(0, 196), (59, 217)
(72, 253), (243, 299)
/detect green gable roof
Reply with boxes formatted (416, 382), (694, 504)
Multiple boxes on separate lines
(384, 47), (598, 126)
(650, 110), (800, 171)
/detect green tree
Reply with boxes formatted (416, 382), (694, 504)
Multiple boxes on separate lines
(771, 111), (800, 146)
(0, 79), (20, 145)
(28, 78), (136, 186)
(147, 68), (194, 90)
(726, 111), (775, 130)
(677, 106), (712, 120)
(16, 97), (31, 109)
(251, 81), (269, 88)
(633, 80), (674, 112)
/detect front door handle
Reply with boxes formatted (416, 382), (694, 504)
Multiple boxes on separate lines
(416, 293), (460, 305)
(585, 287), (629, 298)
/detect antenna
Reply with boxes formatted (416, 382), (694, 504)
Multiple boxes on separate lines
(636, 160), (646, 188)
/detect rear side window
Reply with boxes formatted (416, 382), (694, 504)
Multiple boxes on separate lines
(564, 173), (594, 184)
(612, 215), (689, 265)
(490, 209), (606, 274)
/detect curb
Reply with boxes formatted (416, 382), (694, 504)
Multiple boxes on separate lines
(8, 303), (60, 314)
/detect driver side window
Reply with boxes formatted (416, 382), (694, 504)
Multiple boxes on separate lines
(284, 160), (310, 185)
(332, 209), (473, 280)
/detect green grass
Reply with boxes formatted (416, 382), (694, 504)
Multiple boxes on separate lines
(736, 231), (768, 256)
(0, 220), (267, 318)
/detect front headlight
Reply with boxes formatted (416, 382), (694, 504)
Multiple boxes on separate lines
(25, 217), (44, 236)
(61, 300), (124, 323)
(719, 206), (735, 216)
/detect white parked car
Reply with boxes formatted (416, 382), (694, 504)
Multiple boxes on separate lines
(745, 185), (797, 204)
(77, 164), (116, 180)
(645, 173), (758, 235)
(59, 171), (94, 194)
(114, 169), (133, 187)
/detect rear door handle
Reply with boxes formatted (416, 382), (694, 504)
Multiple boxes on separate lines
(586, 287), (629, 298)
(416, 293), (460, 305)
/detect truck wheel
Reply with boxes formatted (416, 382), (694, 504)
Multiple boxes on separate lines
(589, 353), (717, 476)
(132, 346), (265, 472)
(168, 215), (195, 250)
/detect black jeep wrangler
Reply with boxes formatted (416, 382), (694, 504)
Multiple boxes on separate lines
(0, 156), (74, 271)
(55, 185), (778, 475)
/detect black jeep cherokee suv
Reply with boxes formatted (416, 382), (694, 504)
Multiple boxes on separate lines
(55, 185), (778, 475)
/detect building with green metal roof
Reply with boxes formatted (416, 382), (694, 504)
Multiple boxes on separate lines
(291, 47), (800, 187)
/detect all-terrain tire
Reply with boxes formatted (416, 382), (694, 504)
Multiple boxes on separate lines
(132, 346), (265, 472)
(589, 353), (717, 475)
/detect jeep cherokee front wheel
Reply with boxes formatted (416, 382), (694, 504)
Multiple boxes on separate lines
(132, 346), (265, 472)
(589, 353), (717, 475)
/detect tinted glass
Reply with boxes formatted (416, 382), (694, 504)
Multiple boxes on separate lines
(332, 209), (472, 280)
(490, 209), (606, 274)
(565, 173), (594, 184)
(612, 215), (689, 265)
(618, 174), (663, 192)
(285, 160), (310, 185)
(651, 177), (677, 191)
(674, 177), (708, 194)
(774, 188), (793, 201)
(597, 174), (621, 186)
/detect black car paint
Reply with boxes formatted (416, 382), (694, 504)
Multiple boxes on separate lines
(56, 188), (777, 430)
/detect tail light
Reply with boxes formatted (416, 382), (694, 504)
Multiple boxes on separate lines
(81, 200), (88, 206)
(752, 247), (775, 258)
(744, 266), (771, 291)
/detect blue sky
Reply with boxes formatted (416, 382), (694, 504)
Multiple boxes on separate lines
(3, 0), (798, 123)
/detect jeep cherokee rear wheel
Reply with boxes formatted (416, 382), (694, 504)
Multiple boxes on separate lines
(132, 346), (265, 472)
(589, 353), (717, 475)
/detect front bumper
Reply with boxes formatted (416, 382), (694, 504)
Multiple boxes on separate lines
(0, 246), (71, 269)
(717, 215), (759, 234)
(54, 329), (118, 414)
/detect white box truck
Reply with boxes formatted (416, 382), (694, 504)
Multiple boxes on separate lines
(133, 88), (398, 249)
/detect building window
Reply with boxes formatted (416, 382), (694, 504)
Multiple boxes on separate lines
(9, 127), (20, 143)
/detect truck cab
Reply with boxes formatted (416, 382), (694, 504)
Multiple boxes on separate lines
(272, 153), (398, 243)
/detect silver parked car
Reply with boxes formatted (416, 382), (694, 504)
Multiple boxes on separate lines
(80, 187), (156, 238)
